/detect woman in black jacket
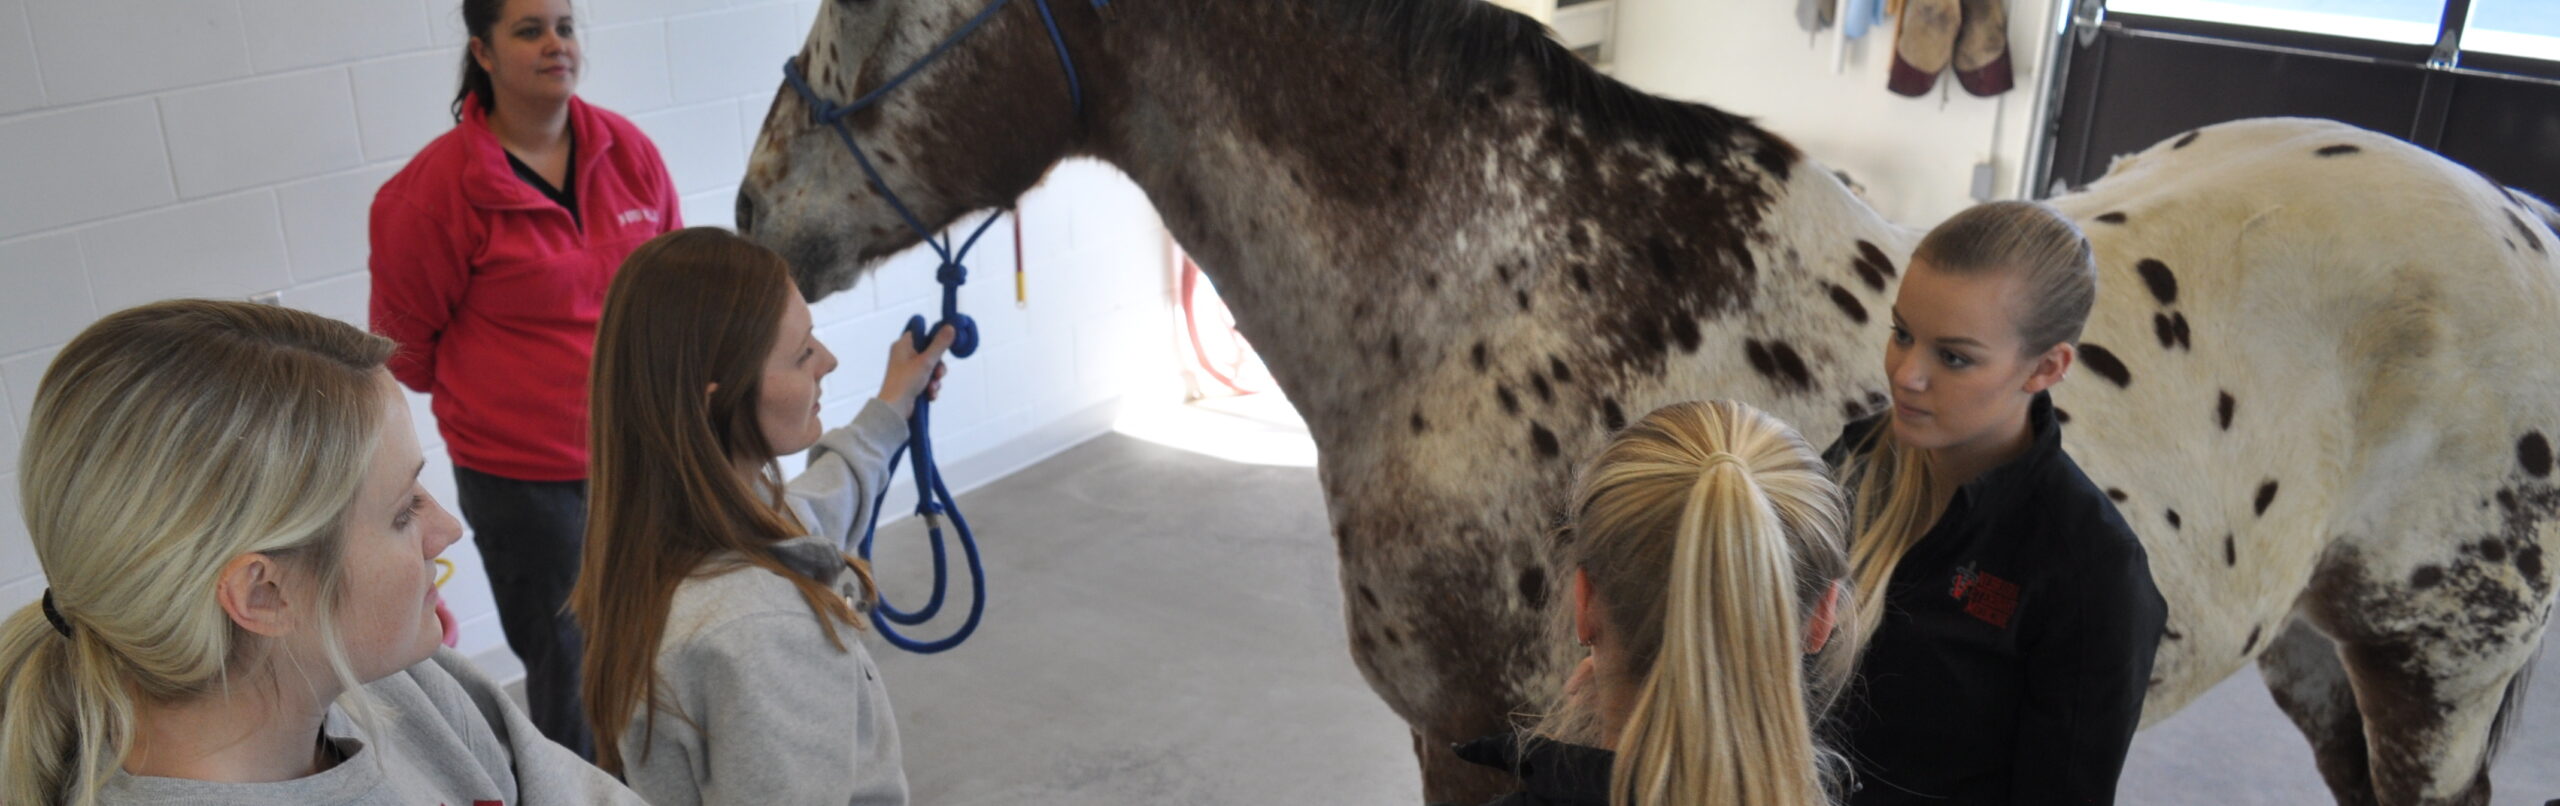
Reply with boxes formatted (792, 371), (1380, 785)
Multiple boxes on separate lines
(1826, 201), (2167, 806)
(1461, 400), (1864, 806)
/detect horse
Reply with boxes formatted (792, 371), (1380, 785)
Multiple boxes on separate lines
(733, 1), (2560, 802)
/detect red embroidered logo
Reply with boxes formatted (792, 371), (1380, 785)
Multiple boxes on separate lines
(1950, 561), (2019, 629)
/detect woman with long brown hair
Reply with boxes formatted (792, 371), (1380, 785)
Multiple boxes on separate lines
(1458, 400), (1862, 806)
(573, 228), (949, 806)
(1825, 201), (2166, 805)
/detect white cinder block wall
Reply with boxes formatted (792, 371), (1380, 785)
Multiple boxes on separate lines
(0, 0), (1172, 678)
(1611, 0), (2065, 226)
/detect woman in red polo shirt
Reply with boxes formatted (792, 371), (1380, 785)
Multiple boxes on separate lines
(369, 0), (679, 758)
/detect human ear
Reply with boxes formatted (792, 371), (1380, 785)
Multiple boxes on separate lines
(215, 553), (299, 639)
(2023, 342), (2075, 394)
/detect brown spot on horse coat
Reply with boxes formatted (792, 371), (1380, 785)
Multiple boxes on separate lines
(2507, 209), (2546, 254)
(1745, 340), (1813, 390)
(1530, 422), (1561, 458)
(1827, 283), (1869, 323)
(1601, 398), (1626, 431)
(1471, 341), (1488, 372)
(1548, 356), (1573, 384)
(2155, 313), (2178, 350)
(2080, 343), (2132, 387)
(2137, 259), (2178, 305)
(2316, 144), (2362, 157)
(2107, 488), (2130, 503)
(2218, 392), (2236, 430)
(2173, 130), (2200, 149)
(2166, 509), (2182, 530)
(2225, 534), (2237, 566)
(2172, 312), (2191, 350)
(2410, 565), (2444, 589)
(2519, 432), (2552, 478)
(1669, 316), (1703, 353)
(1411, 411), (1429, 434)
(1530, 374), (1553, 403)
(2243, 624), (2263, 655)
(1517, 566), (1547, 609)
(1851, 240), (1896, 291)
(1495, 385), (1519, 415)
(2095, 211), (2128, 225)
(2256, 480), (2281, 516)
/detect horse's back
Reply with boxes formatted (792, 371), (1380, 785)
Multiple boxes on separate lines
(2035, 117), (2560, 718)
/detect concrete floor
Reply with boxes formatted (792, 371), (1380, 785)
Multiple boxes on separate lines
(843, 399), (2560, 804)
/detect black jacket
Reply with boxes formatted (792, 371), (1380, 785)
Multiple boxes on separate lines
(1824, 393), (2167, 806)
(1456, 733), (1614, 806)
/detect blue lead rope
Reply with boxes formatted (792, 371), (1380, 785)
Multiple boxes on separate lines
(787, 0), (1105, 653)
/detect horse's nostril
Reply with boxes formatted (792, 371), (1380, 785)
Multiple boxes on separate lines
(735, 190), (759, 235)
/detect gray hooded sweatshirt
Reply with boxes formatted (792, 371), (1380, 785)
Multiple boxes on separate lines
(98, 646), (645, 806)
(618, 398), (912, 806)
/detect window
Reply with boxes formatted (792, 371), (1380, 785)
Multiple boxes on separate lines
(2106, 0), (2443, 43)
(2106, 0), (2560, 63)
(2464, 0), (2560, 59)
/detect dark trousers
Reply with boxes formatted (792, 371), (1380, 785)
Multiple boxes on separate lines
(452, 465), (594, 759)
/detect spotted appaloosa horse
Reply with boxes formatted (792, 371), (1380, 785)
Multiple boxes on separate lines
(735, 1), (2560, 802)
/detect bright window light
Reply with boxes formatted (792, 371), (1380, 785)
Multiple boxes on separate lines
(2108, 0), (2442, 44)
(2464, 0), (2560, 59)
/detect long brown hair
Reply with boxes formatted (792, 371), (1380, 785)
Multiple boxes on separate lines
(574, 227), (876, 775)
(1839, 201), (2095, 642)
(1534, 400), (1861, 806)
(2, 300), (396, 806)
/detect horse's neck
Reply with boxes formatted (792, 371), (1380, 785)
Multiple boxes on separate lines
(1083, 3), (1912, 448)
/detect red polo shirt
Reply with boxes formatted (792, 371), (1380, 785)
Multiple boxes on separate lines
(369, 95), (681, 481)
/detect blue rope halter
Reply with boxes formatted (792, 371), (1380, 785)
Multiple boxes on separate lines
(778, 0), (1105, 653)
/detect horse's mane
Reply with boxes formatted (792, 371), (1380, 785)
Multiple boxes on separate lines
(1318, 0), (1797, 175)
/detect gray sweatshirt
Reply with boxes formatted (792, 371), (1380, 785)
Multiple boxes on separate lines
(619, 398), (913, 806)
(99, 646), (644, 806)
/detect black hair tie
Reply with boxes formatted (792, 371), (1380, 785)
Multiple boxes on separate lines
(40, 589), (73, 638)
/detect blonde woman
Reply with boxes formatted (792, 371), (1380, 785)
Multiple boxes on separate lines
(1825, 201), (2166, 805)
(0, 300), (644, 806)
(1458, 400), (1862, 806)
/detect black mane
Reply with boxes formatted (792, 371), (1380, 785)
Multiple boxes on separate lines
(1320, 0), (1796, 175)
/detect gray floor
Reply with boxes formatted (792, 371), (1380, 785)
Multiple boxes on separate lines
(854, 404), (2560, 804)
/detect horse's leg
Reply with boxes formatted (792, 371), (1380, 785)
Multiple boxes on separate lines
(2311, 538), (2551, 806)
(1336, 506), (1556, 804)
(2258, 616), (2380, 806)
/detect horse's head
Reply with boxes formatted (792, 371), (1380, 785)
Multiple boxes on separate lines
(737, 0), (1095, 300)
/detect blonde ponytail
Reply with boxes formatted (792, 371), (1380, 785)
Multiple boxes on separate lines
(0, 300), (397, 806)
(1536, 400), (1859, 806)
(1839, 427), (1939, 644)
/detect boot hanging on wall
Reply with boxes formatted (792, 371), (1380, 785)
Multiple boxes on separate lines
(1953, 0), (2014, 95)
(1888, 0), (2013, 97)
(1887, 0), (1959, 96)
